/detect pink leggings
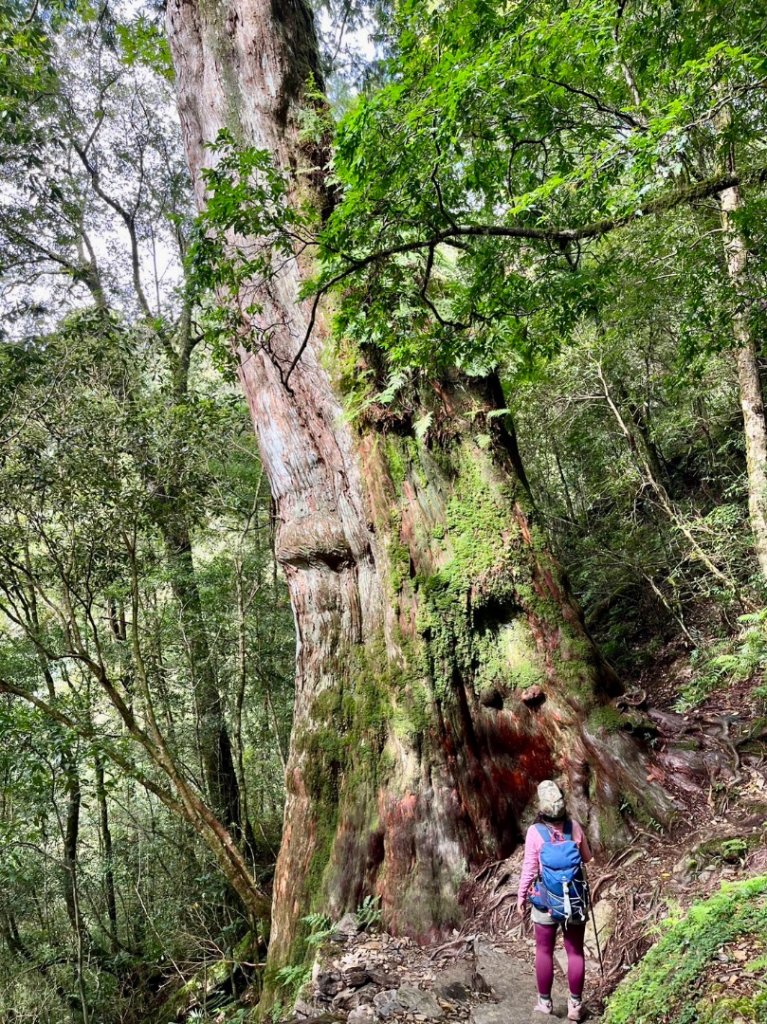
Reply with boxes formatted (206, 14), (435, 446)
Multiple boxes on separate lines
(534, 922), (586, 998)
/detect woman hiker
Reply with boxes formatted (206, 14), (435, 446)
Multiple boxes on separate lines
(516, 780), (592, 1020)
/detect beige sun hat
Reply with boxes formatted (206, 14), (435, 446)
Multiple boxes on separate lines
(537, 780), (566, 819)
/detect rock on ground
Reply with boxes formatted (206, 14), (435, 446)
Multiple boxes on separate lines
(372, 985), (444, 1020)
(394, 985), (444, 1018)
(433, 962), (475, 1003)
(584, 901), (615, 959)
(348, 1008), (376, 1024)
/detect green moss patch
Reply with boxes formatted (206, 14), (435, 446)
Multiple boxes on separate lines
(603, 876), (767, 1024)
(474, 619), (546, 694)
(586, 704), (626, 734)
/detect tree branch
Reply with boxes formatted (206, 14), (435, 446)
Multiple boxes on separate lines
(529, 73), (646, 130)
(0, 679), (183, 813)
(281, 164), (767, 387)
(71, 139), (153, 318)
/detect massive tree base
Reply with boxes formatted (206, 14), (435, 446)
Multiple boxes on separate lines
(264, 374), (677, 988)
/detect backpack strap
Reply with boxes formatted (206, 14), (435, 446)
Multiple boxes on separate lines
(534, 823), (553, 844)
(535, 821), (573, 843)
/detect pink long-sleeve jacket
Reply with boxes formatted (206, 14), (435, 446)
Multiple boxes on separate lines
(516, 819), (592, 907)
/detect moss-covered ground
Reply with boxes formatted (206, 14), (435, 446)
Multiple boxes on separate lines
(603, 875), (767, 1024)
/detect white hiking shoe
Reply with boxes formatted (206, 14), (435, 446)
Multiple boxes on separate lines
(567, 996), (584, 1020)
(534, 996), (553, 1014)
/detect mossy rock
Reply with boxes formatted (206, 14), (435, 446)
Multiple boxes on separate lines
(603, 875), (767, 1024)
(677, 834), (763, 880)
(695, 835), (754, 865)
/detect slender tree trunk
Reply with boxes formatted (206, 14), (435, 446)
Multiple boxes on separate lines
(152, 309), (249, 841)
(552, 442), (577, 524)
(167, 0), (675, 993)
(62, 766), (82, 939)
(125, 547), (271, 922)
(719, 175), (767, 580)
(86, 276), (246, 842)
(161, 522), (244, 838)
(0, 604), (271, 928)
(234, 556), (254, 837)
(597, 363), (735, 588)
(94, 754), (118, 953)
(619, 387), (671, 493)
(59, 765), (90, 1024)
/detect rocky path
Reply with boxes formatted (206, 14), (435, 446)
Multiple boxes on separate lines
(296, 916), (594, 1024)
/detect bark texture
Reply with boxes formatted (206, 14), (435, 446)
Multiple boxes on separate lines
(166, 0), (675, 992)
(720, 178), (767, 580)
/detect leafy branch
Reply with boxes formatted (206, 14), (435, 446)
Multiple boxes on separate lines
(193, 123), (767, 389)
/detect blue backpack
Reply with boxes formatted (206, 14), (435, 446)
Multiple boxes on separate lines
(528, 821), (589, 924)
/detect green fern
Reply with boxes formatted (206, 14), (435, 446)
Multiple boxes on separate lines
(355, 894), (383, 930)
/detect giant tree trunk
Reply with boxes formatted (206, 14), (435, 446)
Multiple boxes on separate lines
(166, 0), (674, 991)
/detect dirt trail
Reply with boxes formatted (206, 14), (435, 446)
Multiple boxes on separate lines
(298, 920), (599, 1024)
(297, 785), (767, 1024)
